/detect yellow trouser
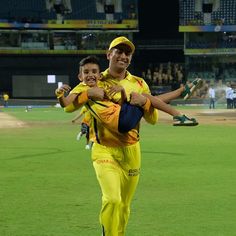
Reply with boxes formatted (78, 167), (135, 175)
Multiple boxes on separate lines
(92, 142), (141, 236)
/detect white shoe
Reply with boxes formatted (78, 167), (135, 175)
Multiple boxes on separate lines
(85, 144), (90, 150)
(76, 132), (83, 141)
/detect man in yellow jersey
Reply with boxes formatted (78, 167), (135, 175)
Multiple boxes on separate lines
(56, 37), (157, 236)
(93, 37), (157, 236)
(85, 37), (158, 236)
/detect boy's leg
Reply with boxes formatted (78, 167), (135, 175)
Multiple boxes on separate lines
(87, 101), (120, 132)
(76, 123), (88, 141)
(157, 86), (185, 103)
(87, 100), (144, 133)
(85, 126), (91, 149)
(85, 126), (90, 144)
(118, 102), (144, 133)
(143, 94), (181, 117)
(142, 94), (198, 126)
(157, 78), (203, 103)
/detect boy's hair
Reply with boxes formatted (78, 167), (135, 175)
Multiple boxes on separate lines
(79, 56), (101, 71)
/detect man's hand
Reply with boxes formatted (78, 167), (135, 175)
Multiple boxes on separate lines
(130, 92), (147, 107)
(107, 85), (124, 97)
(87, 87), (105, 100)
(55, 84), (71, 98)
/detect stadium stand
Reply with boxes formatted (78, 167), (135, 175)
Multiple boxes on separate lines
(0, 0), (138, 22)
(180, 0), (236, 93)
(179, 0), (236, 26)
(0, 0), (139, 100)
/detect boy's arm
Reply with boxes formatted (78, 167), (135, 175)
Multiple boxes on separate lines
(129, 79), (158, 125)
(55, 84), (77, 107)
(64, 91), (88, 113)
(56, 83), (99, 109)
(64, 87), (105, 113)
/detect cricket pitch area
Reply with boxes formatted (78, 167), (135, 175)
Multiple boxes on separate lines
(0, 112), (27, 128)
(1, 108), (236, 128)
(158, 108), (236, 125)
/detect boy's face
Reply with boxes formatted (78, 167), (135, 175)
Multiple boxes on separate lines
(79, 63), (100, 87)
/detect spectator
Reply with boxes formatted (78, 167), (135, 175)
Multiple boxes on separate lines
(3, 92), (9, 107)
(225, 83), (234, 109)
(46, 0), (72, 23)
(233, 89), (236, 109)
(208, 84), (216, 109)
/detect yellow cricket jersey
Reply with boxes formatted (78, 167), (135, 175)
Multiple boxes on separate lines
(80, 106), (88, 115)
(64, 70), (158, 147)
(80, 106), (91, 126)
(3, 94), (9, 101)
(70, 82), (89, 94)
(64, 82), (90, 113)
(91, 70), (158, 147)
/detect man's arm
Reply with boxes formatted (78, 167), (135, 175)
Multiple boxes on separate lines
(129, 78), (158, 125)
(130, 92), (158, 125)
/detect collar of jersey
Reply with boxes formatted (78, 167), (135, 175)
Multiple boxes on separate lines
(101, 69), (132, 81)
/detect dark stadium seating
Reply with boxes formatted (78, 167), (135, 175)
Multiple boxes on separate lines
(0, 0), (138, 22)
(180, 0), (236, 26)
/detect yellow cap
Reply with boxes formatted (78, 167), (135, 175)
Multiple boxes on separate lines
(108, 36), (135, 53)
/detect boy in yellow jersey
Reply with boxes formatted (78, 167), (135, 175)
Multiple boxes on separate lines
(55, 38), (202, 236)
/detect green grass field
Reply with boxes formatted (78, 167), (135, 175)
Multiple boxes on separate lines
(0, 107), (236, 236)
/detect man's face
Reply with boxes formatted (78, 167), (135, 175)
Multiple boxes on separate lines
(107, 44), (133, 71)
(79, 63), (100, 87)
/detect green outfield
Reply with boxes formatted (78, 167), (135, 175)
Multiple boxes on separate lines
(0, 107), (236, 236)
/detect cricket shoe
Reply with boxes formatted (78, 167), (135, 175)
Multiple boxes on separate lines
(76, 132), (83, 141)
(182, 78), (203, 100)
(173, 115), (198, 126)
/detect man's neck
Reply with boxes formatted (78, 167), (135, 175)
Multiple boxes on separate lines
(108, 69), (126, 81)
